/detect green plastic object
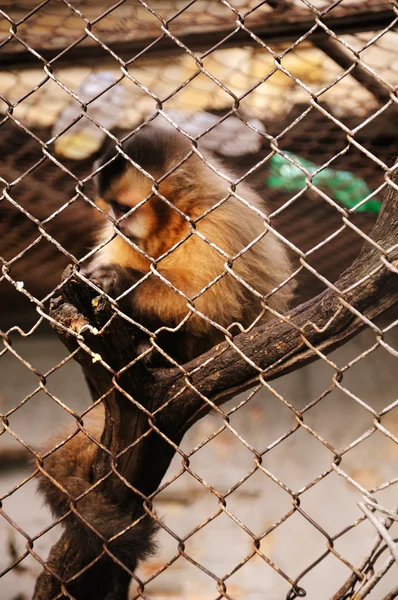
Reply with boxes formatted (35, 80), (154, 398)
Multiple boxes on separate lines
(268, 152), (381, 214)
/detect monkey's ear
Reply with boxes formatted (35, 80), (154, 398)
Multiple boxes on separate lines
(93, 158), (102, 172)
(92, 158), (103, 192)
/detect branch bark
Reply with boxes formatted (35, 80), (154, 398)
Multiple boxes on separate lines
(34, 169), (398, 600)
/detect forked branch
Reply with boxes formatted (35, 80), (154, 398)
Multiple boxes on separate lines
(34, 169), (398, 600)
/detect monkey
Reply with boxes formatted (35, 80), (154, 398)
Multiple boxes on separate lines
(36, 124), (293, 582)
(82, 123), (293, 365)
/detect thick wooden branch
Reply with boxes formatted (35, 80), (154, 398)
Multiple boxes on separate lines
(156, 170), (398, 432)
(34, 170), (398, 600)
(34, 276), (172, 600)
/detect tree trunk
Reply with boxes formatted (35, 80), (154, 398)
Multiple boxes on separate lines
(34, 168), (398, 599)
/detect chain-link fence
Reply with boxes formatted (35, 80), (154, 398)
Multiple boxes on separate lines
(1, 2), (398, 599)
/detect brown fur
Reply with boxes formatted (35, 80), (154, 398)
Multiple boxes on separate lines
(37, 128), (293, 574)
(91, 147), (293, 352)
(37, 405), (157, 573)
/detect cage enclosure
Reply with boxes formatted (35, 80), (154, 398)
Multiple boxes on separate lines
(1, 2), (398, 600)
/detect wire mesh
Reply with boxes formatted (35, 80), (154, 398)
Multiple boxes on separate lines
(1, 1), (398, 599)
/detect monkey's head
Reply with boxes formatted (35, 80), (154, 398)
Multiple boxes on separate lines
(93, 125), (211, 255)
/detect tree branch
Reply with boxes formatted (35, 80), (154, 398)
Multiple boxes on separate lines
(34, 169), (398, 600)
(155, 169), (398, 432)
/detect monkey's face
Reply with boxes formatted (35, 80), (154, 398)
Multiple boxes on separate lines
(94, 127), (203, 249)
(96, 166), (158, 240)
(96, 165), (190, 258)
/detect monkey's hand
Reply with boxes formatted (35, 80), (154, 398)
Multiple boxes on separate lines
(82, 264), (142, 300)
(81, 263), (169, 365)
(82, 263), (152, 355)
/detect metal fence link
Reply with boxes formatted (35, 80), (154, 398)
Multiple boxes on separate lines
(1, 1), (398, 599)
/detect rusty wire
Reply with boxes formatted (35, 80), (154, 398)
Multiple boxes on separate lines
(1, 1), (398, 599)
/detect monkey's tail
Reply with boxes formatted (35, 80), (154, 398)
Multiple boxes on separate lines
(37, 420), (157, 571)
(38, 470), (157, 569)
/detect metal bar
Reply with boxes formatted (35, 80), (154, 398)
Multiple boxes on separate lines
(0, 8), (395, 69)
(314, 36), (396, 107)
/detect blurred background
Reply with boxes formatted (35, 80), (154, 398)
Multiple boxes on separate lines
(1, 1), (398, 599)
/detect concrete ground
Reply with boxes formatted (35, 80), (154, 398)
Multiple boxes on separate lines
(1, 324), (398, 599)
